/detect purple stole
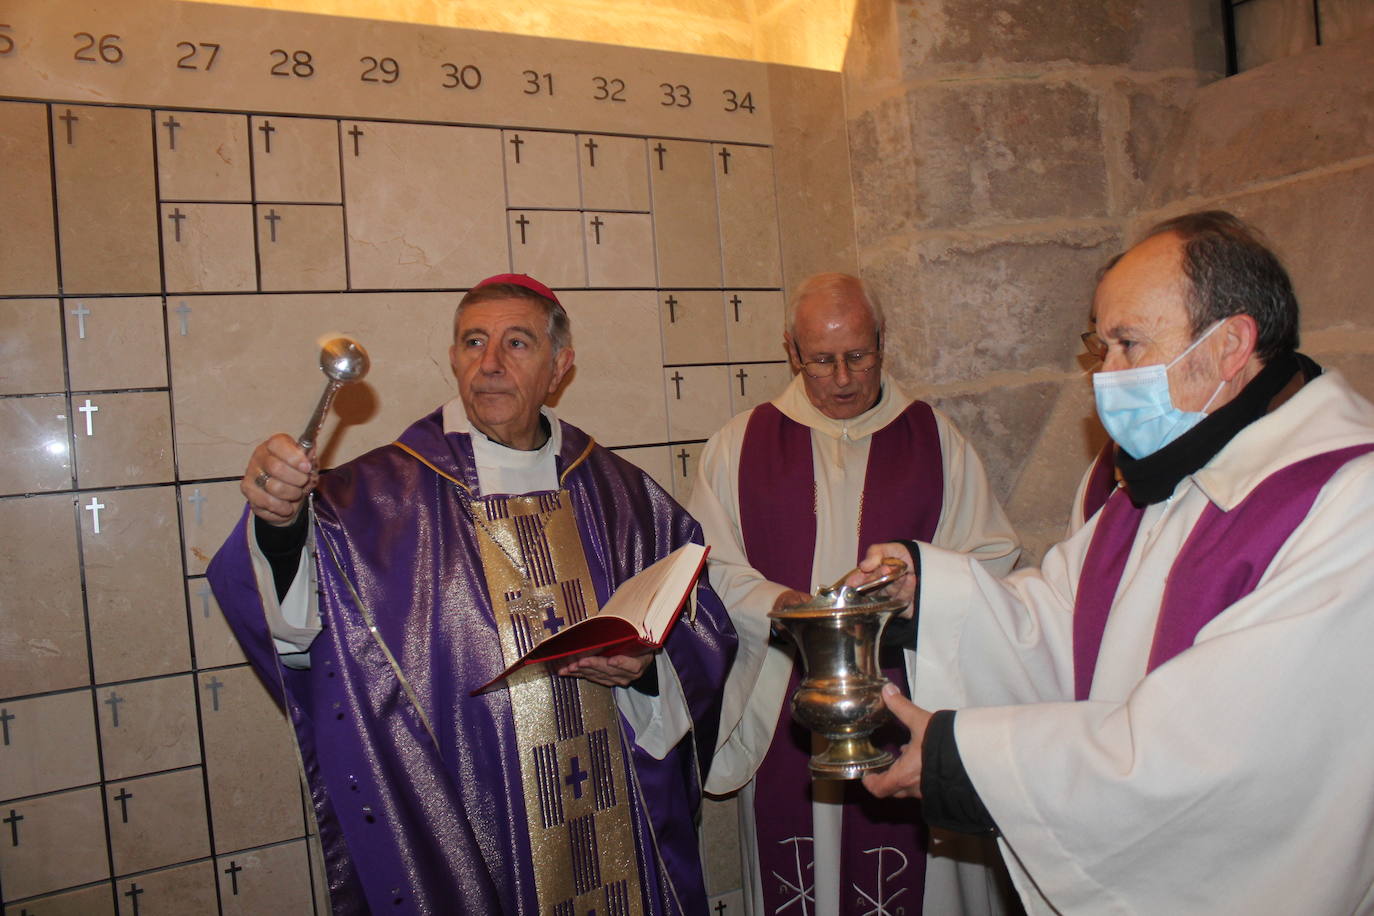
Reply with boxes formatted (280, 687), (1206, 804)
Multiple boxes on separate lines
(1073, 444), (1374, 700)
(738, 399), (942, 916)
(1080, 441), (1117, 526)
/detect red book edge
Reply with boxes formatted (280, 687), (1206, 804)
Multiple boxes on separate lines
(472, 544), (709, 694)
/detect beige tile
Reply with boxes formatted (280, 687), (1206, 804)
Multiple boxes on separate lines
(342, 121), (506, 290)
(97, 676), (200, 781)
(650, 139), (723, 288)
(660, 291), (728, 364)
(724, 289), (785, 362)
(503, 130), (580, 209)
(161, 203), (256, 294)
(181, 481), (250, 577)
(72, 392), (174, 490)
(167, 293), (458, 481)
(65, 297), (168, 392)
(4, 881), (117, 915)
(201, 666), (304, 854)
(579, 134), (650, 212)
(0, 494), (86, 696)
(251, 116), (342, 204)
(729, 362), (792, 415)
(0, 102), (57, 296)
(53, 105), (160, 296)
(554, 291), (667, 447)
(585, 212), (656, 288)
(0, 690), (98, 801)
(155, 111), (251, 202)
(664, 365), (733, 441)
(669, 442), (705, 505)
(108, 769), (210, 875)
(81, 487), (189, 684)
(0, 786), (108, 899)
(256, 205), (347, 292)
(0, 396), (71, 495)
(114, 860), (218, 916)
(187, 578), (247, 670)
(610, 446), (674, 498)
(0, 299), (63, 397)
(217, 840), (314, 915)
(509, 210), (587, 288)
(716, 144), (783, 288)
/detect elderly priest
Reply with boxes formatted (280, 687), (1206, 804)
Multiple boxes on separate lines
(208, 274), (737, 914)
(855, 211), (1374, 914)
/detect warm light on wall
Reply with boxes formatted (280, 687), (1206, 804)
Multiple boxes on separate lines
(180, 0), (854, 70)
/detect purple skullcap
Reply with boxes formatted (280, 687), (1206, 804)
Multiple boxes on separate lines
(471, 273), (561, 307)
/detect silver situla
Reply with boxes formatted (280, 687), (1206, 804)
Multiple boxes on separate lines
(298, 337), (370, 452)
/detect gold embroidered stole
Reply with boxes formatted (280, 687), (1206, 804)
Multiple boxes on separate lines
(471, 490), (644, 916)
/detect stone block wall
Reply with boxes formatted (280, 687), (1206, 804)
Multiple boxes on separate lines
(843, 4), (1372, 560)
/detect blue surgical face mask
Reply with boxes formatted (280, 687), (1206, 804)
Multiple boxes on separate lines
(1093, 321), (1226, 458)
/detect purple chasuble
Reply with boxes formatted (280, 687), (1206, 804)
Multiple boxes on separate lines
(1073, 444), (1374, 700)
(738, 400), (942, 916)
(207, 408), (737, 915)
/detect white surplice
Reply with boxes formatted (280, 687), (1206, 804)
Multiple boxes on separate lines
(916, 369), (1374, 914)
(691, 374), (1021, 916)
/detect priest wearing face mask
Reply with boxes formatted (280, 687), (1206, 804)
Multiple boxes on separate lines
(849, 211), (1374, 914)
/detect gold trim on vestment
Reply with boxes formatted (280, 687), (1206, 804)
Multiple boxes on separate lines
(472, 491), (644, 916)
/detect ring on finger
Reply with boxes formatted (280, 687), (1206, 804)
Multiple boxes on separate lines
(253, 470), (271, 490)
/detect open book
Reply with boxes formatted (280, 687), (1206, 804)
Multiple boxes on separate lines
(479, 542), (709, 690)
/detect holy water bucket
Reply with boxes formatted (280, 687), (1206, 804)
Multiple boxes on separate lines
(768, 562), (909, 779)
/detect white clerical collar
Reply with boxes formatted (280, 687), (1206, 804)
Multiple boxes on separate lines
(771, 372), (914, 442)
(441, 397), (561, 495)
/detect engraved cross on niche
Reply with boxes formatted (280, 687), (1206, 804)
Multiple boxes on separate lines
(589, 216), (605, 245)
(71, 303), (91, 339)
(104, 690), (125, 727)
(168, 207), (187, 243)
(509, 133), (524, 164)
(677, 448), (690, 478)
(565, 756), (589, 799)
(515, 214), (530, 245)
(258, 119), (276, 153)
(718, 146), (732, 174)
(59, 109), (78, 145)
(735, 367), (749, 396)
(197, 581), (213, 617)
(0, 708), (13, 746)
(125, 883), (144, 916)
(665, 295), (679, 323)
(85, 496), (106, 534)
(583, 136), (598, 167)
(730, 295), (743, 322)
(175, 301), (192, 336)
(162, 115), (181, 150)
(4, 809), (22, 846)
(348, 124), (365, 157)
(264, 208), (282, 243)
(653, 143), (667, 170)
(114, 787), (134, 823)
(670, 371), (685, 400)
(187, 487), (207, 525)
(715, 901), (729, 915)
(224, 860), (243, 895)
(79, 398), (99, 436)
(204, 675), (225, 711)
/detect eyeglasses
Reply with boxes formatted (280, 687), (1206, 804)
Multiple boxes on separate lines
(1081, 331), (1107, 364)
(794, 345), (880, 379)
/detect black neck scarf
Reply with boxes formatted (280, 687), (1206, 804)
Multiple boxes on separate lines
(1116, 351), (1321, 506)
